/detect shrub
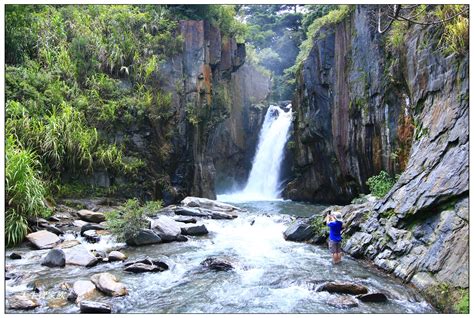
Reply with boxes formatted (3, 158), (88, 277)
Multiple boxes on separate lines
(366, 170), (397, 198)
(311, 215), (329, 238)
(5, 136), (50, 246)
(455, 289), (469, 314)
(105, 199), (162, 242)
(435, 5), (469, 56)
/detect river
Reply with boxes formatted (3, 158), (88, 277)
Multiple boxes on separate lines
(5, 200), (435, 313)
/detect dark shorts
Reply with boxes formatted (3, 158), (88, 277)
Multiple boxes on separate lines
(329, 240), (342, 254)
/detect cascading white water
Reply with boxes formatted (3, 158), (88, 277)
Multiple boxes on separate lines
(218, 104), (293, 202)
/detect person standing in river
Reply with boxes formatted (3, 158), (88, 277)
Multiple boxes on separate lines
(325, 211), (343, 264)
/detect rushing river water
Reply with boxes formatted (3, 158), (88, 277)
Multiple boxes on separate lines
(5, 200), (435, 314)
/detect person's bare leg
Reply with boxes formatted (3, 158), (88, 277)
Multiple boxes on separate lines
(332, 253), (337, 264)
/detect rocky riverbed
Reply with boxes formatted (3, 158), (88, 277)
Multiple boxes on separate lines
(5, 197), (435, 313)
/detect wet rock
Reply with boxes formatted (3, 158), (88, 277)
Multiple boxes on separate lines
(64, 244), (98, 266)
(150, 216), (182, 242)
(27, 280), (45, 293)
(283, 220), (314, 242)
(8, 295), (40, 310)
(124, 262), (162, 273)
(108, 251), (127, 262)
(9, 252), (22, 260)
(73, 280), (97, 302)
(83, 230), (100, 243)
(73, 220), (89, 228)
(201, 257), (234, 271)
(317, 281), (368, 295)
(327, 295), (359, 308)
(174, 216), (197, 224)
(174, 207), (209, 217)
(77, 210), (106, 223)
(42, 248), (66, 268)
(181, 197), (241, 213)
(210, 211), (236, 219)
(26, 230), (61, 249)
(343, 232), (373, 258)
(125, 229), (162, 246)
(58, 240), (81, 249)
(124, 259), (169, 272)
(356, 293), (388, 302)
(181, 224), (209, 236)
(42, 224), (64, 236)
(90, 273), (128, 297)
(80, 300), (111, 313)
(81, 223), (105, 236)
(48, 215), (61, 222)
(48, 298), (68, 309)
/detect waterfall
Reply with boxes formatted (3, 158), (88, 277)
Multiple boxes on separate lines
(218, 104), (293, 202)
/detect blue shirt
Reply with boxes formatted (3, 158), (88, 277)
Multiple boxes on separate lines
(328, 221), (343, 242)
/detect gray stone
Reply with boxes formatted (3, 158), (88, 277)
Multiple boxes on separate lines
(108, 251), (127, 262)
(81, 223), (105, 235)
(64, 244), (97, 266)
(83, 230), (100, 243)
(283, 220), (314, 242)
(181, 224), (209, 236)
(8, 295), (40, 310)
(327, 295), (359, 308)
(42, 248), (66, 268)
(343, 232), (373, 257)
(73, 280), (97, 303)
(9, 253), (22, 260)
(90, 273), (127, 297)
(79, 300), (111, 313)
(174, 207), (210, 217)
(77, 210), (106, 223)
(123, 263), (162, 273)
(150, 216), (182, 242)
(201, 257), (234, 271)
(174, 216), (198, 224)
(26, 230), (61, 249)
(125, 229), (162, 246)
(210, 211), (235, 219)
(181, 197), (241, 214)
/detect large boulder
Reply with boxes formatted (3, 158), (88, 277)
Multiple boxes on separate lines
(283, 220), (314, 242)
(317, 281), (369, 295)
(41, 248), (66, 267)
(90, 273), (127, 297)
(64, 244), (98, 267)
(79, 301), (111, 313)
(174, 216), (198, 224)
(181, 197), (241, 214)
(72, 280), (97, 303)
(83, 230), (100, 243)
(181, 224), (209, 236)
(125, 229), (162, 246)
(150, 216), (182, 242)
(174, 207), (210, 217)
(7, 295), (40, 310)
(26, 230), (61, 249)
(77, 210), (106, 223)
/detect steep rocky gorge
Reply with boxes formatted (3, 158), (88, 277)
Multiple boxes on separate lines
(97, 20), (270, 203)
(283, 5), (468, 310)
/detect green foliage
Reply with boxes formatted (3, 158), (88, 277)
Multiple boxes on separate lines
(311, 216), (329, 237)
(293, 5), (351, 71)
(5, 136), (50, 246)
(435, 5), (469, 56)
(105, 199), (162, 242)
(366, 171), (398, 198)
(455, 289), (469, 314)
(386, 20), (408, 51)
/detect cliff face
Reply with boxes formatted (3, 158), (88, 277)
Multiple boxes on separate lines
(289, 4), (468, 300)
(284, 6), (414, 204)
(149, 20), (270, 203)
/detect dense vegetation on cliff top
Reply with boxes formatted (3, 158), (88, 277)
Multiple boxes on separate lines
(4, 4), (468, 248)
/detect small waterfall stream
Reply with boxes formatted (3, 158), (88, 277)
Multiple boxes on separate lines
(218, 104), (293, 202)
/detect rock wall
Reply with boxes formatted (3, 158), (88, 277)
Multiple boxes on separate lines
(284, 6), (413, 204)
(286, 4), (468, 306)
(149, 20), (270, 203)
